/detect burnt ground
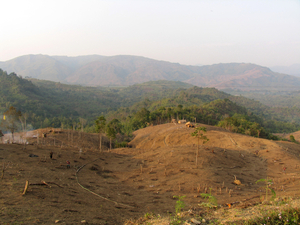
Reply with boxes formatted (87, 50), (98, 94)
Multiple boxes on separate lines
(1, 123), (300, 224)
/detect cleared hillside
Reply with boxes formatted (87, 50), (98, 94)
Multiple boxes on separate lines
(1, 123), (300, 224)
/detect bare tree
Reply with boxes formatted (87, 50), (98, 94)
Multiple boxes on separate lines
(95, 116), (106, 152)
(79, 118), (87, 132)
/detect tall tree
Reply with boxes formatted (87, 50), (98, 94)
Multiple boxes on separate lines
(108, 119), (122, 134)
(79, 117), (87, 139)
(95, 116), (106, 152)
(1, 106), (22, 142)
(79, 117), (87, 132)
(106, 126), (116, 151)
(19, 112), (28, 145)
(106, 119), (121, 151)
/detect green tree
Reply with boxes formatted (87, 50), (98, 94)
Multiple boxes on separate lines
(0, 106), (22, 142)
(191, 126), (209, 167)
(133, 108), (150, 129)
(106, 118), (122, 151)
(290, 135), (297, 143)
(106, 126), (116, 151)
(95, 116), (106, 152)
(107, 119), (122, 134)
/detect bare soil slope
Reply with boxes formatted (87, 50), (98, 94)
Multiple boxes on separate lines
(1, 124), (300, 224)
(286, 130), (300, 142)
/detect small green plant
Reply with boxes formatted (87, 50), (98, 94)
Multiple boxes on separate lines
(143, 212), (155, 221)
(256, 178), (276, 202)
(199, 188), (218, 209)
(173, 195), (186, 214)
(169, 195), (186, 225)
(245, 207), (300, 224)
(290, 135), (299, 144)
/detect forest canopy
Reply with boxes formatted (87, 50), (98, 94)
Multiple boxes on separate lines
(1, 68), (300, 139)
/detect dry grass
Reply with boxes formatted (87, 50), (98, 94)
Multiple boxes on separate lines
(1, 123), (300, 224)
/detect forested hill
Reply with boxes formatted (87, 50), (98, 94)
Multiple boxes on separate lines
(1, 54), (300, 91)
(0, 71), (196, 128)
(1, 69), (300, 133)
(119, 81), (300, 133)
(0, 70), (41, 100)
(0, 69), (119, 128)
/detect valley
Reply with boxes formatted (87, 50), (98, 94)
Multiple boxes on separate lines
(1, 56), (300, 224)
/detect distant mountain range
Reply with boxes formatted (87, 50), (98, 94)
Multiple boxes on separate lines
(1, 54), (300, 90)
(270, 64), (300, 77)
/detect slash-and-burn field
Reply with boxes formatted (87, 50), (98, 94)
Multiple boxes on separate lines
(1, 123), (300, 224)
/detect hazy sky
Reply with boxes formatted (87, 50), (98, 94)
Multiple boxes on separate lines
(1, 0), (299, 67)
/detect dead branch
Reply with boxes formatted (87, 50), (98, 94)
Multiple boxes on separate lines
(29, 181), (63, 188)
(22, 180), (29, 195)
(47, 181), (63, 188)
(41, 180), (51, 188)
(76, 158), (135, 208)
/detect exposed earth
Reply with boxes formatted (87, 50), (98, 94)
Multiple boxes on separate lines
(1, 123), (300, 224)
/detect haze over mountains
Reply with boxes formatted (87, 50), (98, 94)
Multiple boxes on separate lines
(270, 64), (300, 77)
(1, 54), (300, 90)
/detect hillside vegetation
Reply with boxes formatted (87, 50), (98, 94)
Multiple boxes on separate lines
(1, 69), (300, 136)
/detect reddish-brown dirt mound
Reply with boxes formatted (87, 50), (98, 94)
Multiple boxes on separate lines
(1, 123), (300, 224)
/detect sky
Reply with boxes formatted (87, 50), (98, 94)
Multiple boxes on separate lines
(1, 0), (299, 67)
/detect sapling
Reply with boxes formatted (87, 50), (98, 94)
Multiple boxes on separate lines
(173, 195), (186, 214)
(199, 188), (218, 209)
(191, 127), (209, 167)
(256, 178), (276, 202)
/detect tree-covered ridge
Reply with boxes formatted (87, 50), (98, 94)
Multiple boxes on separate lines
(228, 94), (300, 124)
(0, 69), (41, 100)
(115, 86), (232, 115)
(1, 69), (300, 136)
(0, 71), (120, 129)
(29, 78), (122, 116)
(108, 80), (194, 107)
(108, 95), (299, 136)
(115, 98), (280, 139)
